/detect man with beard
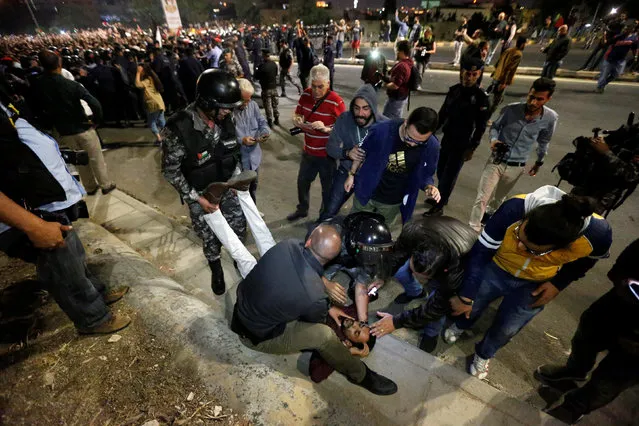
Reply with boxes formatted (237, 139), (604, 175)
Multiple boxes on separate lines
(424, 57), (489, 217)
(162, 70), (275, 295)
(322, 84), (387, 221)
(468, 78), (558, 232)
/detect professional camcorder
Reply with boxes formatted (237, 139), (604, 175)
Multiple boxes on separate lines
(553, 112), (639, 216)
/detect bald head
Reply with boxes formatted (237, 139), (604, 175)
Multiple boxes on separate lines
(305, 224), (341, 265)
(558, 25), (568, 36)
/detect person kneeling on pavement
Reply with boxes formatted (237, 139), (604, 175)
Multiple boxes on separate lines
(444, 185), (613, 380)
(162, 69), (275, 295)
(534, 238), (639, 424)
(370, 216), (477, 353)
(231, 224), (398, 395)
(0, 98), (130, 335)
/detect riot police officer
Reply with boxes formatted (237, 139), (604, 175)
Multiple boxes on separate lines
(162, 69), (248, 295)
(424, 56), (490, 217)
(321, 212), (394, 323)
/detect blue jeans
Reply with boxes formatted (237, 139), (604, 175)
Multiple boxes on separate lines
(541, 60), (561, 79)
(597, 60), (626, 89)
(319, 166), (353, 221)
(148, 110), (166, 135)
(383, 97), (408, 119)
(395, 260), (446, 338)
(454, 262), (544, 359)
(336, 40), (344, 58)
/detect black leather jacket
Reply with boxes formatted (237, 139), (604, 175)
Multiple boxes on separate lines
(392, 216), (477, 329)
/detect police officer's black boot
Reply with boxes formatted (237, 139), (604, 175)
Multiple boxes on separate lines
(209, 259), (226, 295)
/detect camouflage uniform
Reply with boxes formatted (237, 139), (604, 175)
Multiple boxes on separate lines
(261, 89), (279, 123)
(162, 105), (247, 262)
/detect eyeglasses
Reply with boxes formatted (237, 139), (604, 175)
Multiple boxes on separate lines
(513, 221), (555, 257)
(628, 280), (639, 302)
(402, 126), (427, 146)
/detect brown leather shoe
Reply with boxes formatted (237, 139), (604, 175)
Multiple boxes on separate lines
(227, 170), (258, 192)
(103, 286), (129, 305)
(204, 182), (229, 204)
(77, 313), (131, 335)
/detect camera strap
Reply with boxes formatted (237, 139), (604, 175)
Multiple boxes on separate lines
(303, 91), (330, 123)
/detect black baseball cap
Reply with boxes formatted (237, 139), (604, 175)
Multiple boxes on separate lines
(461, 56), (484, 71)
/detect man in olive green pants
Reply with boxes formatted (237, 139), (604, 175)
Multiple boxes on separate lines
(231, 224), (397, 395)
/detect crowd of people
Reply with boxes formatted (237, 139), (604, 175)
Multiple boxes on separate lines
(1, 9), (639, 425)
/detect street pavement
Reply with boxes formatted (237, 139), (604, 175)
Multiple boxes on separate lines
(97, 65), (639, 423)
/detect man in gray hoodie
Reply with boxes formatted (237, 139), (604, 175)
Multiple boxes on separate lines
(320, 84), (387, 221)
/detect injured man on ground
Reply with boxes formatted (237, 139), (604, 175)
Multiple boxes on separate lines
(231, 223), (397, 395)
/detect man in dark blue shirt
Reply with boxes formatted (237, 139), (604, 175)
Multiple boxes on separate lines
(231, 224), (397, 395)
(596, 25), (638, 93)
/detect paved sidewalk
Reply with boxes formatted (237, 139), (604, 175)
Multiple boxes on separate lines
(78, 195), (565, 425)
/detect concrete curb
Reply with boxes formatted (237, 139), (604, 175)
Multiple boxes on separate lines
(330, 58), (639, 82)
(76, 216), (563, 425)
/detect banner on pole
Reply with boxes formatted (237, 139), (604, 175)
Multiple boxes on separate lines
(161, 0), (182, 31)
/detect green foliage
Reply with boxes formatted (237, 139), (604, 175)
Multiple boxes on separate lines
(286, 0), (330, 25)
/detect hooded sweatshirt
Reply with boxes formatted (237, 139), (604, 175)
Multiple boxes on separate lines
(326, 84), (387, 171)
(459, 185), (613, 300)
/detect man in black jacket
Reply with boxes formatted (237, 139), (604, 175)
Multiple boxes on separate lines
(323, 35), (335, 90)
(178, 47), (204, 103)
(29, 50), (115, 196)
(254, 49), (279, 127)
(425, 56), (489, 217)
(231, 224), (398, 395)
(278, 41), (301, 97)
(370, 216), (477, 353)
(541, 25), (571, 79)
(535, 239), (639, 424)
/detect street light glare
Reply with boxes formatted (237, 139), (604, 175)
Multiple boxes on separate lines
(610, 7), (618, 15)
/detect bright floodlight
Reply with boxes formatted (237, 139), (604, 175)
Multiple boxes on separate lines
(610, 7), (618, 15)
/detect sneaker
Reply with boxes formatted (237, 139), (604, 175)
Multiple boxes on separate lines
(394, 290), (426, 304)
(595, 87), (604, 94)
(103, 286), (129, 305)
(86, 188), (99, 196)
(280, 92), (287, 98)
(535, 364), (587, 384)
(77, 313), (132, 335)
(273, 118), (280, 126)
(101, 184), (117, 195)
(469, 353), (490, 380)
(443, 323), (464, 344)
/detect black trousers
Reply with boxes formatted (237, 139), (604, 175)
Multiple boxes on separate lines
(562, 289), (639, 415)
(295, 152), (336, 216)
(435, 142), (466, 208)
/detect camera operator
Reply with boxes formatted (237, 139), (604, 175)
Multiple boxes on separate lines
(468, 78), (558, 232)
(0, 90), (131, 335)
(570, 133), (639, 215)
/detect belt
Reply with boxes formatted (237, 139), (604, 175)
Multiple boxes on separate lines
(497, 160), (526, 167)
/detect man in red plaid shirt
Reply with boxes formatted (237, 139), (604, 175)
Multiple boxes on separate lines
(287, 64), (346, 221)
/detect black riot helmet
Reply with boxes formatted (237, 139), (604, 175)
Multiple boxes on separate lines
(195, 69), (242, 111)
(343, 212), (394, 277)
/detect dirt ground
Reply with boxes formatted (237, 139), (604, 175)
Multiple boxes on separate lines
(0, 254), (248, 426)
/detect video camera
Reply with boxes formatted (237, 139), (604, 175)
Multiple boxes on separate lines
(553, 112), (639, 216)
(492, 141), (511, 164)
